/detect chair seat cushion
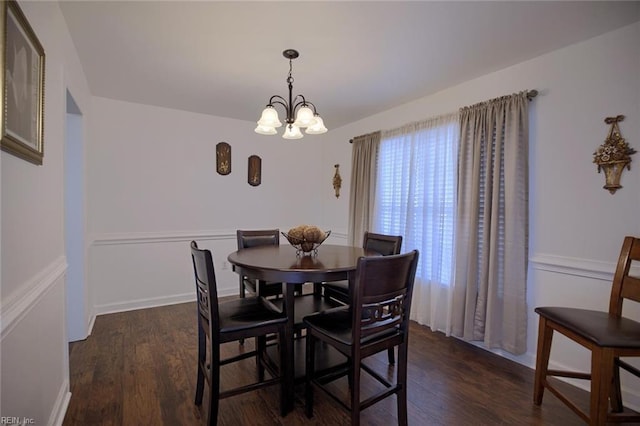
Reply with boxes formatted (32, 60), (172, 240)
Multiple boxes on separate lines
(535, 307), (640, 348)
(219, 297), (286, 334)
(303, 306), (398, 346)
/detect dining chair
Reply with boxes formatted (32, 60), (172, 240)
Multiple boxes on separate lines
(533, 236), (640, 425)
(323, 231), (403, 364)
(237, 229), (286, 299)
(323, 232), (403, 304)
(191, 241), (287, 425)
(304, 250), (419, 426)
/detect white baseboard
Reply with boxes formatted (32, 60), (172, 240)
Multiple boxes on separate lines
(86, 313), (96, 337)
(49, 379), (71, 426)
(92, 288), (244, 317)
(94, 292), (196, 316)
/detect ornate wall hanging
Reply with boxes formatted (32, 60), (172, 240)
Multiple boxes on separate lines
(593, 115), (635, 194)
(216, 142), (231, 175)
(332, 164), (342, 198)
(248, 155), (261, 186)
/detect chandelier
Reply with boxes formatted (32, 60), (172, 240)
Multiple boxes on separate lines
(254, 49), (328, 139)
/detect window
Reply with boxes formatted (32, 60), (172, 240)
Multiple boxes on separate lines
(372, 114), (459, 330)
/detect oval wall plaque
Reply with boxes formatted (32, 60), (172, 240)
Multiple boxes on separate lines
(216, 142), (231, 175)
(248, 155), (261, 186)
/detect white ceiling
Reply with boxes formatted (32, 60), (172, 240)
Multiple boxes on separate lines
(59, 1), (640, 130)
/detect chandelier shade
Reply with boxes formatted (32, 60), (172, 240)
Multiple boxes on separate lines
(254, 49), (328, 139)
(256, 106), (282, 128)
(293, 106), (316, 128)
(282, 124), (303, 140)
(254, 124), (278, 135)
(305, 115), (328, 134)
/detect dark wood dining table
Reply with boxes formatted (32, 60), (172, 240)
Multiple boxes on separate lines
(227, 243), (376, 413)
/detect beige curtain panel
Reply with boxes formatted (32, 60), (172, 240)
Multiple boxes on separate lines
(347, 131), (381, 246)
(452, 92), (529, 355)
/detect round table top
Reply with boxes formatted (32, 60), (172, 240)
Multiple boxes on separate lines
(227, 244), (376, 283)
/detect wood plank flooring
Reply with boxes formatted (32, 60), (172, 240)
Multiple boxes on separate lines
(64, 301), (596, 425)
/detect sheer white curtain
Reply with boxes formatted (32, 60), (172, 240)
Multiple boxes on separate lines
(373, 113), (459, 333)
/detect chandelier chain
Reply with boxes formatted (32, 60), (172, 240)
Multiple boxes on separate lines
(287, 59), (294, 84)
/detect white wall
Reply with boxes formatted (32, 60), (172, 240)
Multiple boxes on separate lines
(1, 1), (92, 425)
(321, 22), (640, 403)
(87, 98), (331, 313)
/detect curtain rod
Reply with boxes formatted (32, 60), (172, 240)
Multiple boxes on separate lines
(349, 89), (538, 143)
(348, 131), (380, 144)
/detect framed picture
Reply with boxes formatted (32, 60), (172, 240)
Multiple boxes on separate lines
(1, 0), (45, 165)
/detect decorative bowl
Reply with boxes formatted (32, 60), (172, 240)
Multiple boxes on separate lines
(282, 230), (331, 255)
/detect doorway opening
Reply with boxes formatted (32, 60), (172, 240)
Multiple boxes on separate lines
(65, 90), (87, 342)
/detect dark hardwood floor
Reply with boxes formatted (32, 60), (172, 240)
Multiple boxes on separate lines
(63, 301), (595, 425)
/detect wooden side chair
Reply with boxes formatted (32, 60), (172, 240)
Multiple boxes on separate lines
(323, 231), (403, 364)
(304, 250), (419, 426)
(191, 241), (287, 425)
(533, 236), (640, 425)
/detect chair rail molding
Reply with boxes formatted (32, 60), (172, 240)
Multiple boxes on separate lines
(91, 229), (238, 246)
(529, 252), (637, 282)
(90, 227), (347, 246)
(0, 256), (67, 339)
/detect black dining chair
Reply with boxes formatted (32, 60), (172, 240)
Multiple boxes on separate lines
(323, 231), (403, 364)
(237, 229), (285, 299)
(323, 232), (403, 304)
(191, 241), (287, 425)
(304, 250), (419, 426)
(237, 229), (305, 299)
(533, 236), (640, 424)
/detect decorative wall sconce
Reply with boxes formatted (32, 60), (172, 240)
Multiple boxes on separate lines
(593, 115), (635, 194)
(333, 164), (342, 198)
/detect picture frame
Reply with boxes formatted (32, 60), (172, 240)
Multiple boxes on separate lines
(1, 0), (45, 165)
